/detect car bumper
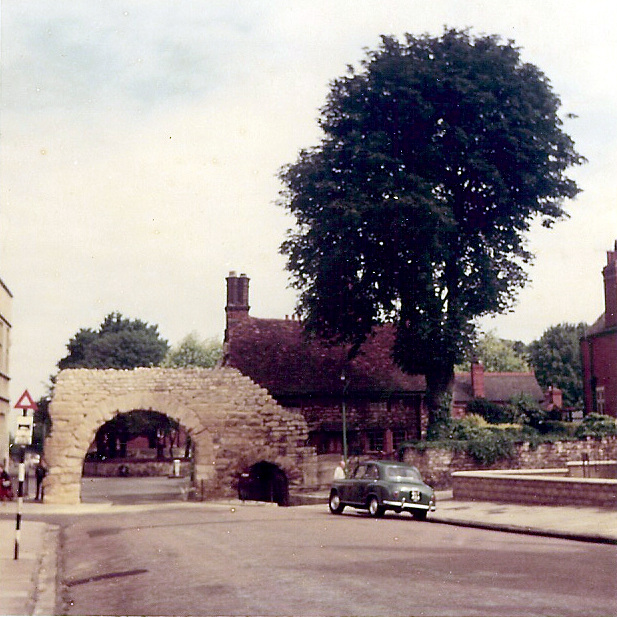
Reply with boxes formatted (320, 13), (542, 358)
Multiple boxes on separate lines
(383, 499), (436, 511)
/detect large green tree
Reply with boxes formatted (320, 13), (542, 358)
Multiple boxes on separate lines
(527, 323), (586, 408)
(279, 29), (584, 432)
(161, 332), (222, 368)
(458, 331), (529, 372)
(58, 312), (169, 370)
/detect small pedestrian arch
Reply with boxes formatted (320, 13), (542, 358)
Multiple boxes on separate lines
(43, 367), (314, 504)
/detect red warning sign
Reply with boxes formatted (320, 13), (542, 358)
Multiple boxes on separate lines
(14, 389), (38, 411)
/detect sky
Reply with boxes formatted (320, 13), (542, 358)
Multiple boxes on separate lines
(1, 0), (616, 401)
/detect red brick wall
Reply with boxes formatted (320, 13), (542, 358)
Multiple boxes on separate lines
(582, 330), (617, 418)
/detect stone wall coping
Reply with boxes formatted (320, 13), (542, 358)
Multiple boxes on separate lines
(567, 460), (616, 467)
(452, 469), (617, 485)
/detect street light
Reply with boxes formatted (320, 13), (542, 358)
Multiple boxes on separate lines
(341, 368), (349, 468)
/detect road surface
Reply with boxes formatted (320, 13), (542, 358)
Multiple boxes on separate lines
(59, 496), (617, 616)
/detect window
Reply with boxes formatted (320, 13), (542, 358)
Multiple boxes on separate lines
(353, 464), (368, 479)
(365, 464), (380, 480)
(392, 429), (408, 451)
(367, 430), (384, 453)
(595, 386), (606, 414)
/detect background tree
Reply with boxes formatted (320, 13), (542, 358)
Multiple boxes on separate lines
(161, 332), (222, 368)
(279, 29), (584, 433)
(457, 331), (529, 372)
(58, 312), (170, 458)
(58, 311), (169, 370)
(527, 322), (586, 408)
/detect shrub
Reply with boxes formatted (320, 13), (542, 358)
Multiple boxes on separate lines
(506, 393), (548, 429)
(466, 398), (507, 423)
(574, 413), (617, 439)
(463, 432), (515, 465)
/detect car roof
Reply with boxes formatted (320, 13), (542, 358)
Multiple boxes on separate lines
(363, 460), (415, 468)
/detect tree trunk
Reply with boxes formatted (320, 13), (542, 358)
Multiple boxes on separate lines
(424, 367), (455, 439)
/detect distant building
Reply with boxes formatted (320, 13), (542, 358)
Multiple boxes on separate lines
(581, 241), (617, 418)
(0, 277), (12, 466)
(223, 272), (546, 453)
(451, 360), (544, 418)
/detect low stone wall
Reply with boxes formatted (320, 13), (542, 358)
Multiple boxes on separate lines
(402, 438), (617, 489)
(83, 459), (191, 477)
(451, 469), (617, 508)
(567, 460), (617, 478)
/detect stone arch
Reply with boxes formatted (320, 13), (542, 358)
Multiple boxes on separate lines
(43, 367), (315, 504)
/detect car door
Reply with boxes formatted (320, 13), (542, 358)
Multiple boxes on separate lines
(358, 463), (381, 504)
(343, 463), (367, 504)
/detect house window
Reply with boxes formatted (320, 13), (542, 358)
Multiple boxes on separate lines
(595, 386), (606, 414)
(392, 429), (408, 451)
(366, 430), (384, 453)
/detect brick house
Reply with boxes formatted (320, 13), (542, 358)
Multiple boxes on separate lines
(581, 241), (617, 418)
(223, 272), (547, 453)
(451, 361), (544, 418)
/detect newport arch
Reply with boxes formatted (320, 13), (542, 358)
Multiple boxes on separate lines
(43, 367), (315, 504)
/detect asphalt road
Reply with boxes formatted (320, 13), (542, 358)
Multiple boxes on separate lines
(58, 499), (617, 616)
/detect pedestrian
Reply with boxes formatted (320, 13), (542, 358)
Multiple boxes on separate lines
(333, 459), (346, 480)
(0, 464), (14, 501)
(35, 458), (47, 501)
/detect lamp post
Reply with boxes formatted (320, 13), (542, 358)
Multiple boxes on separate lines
(341, 368), (349, 468)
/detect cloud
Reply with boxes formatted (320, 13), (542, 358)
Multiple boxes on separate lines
(2, 0), (617, 398)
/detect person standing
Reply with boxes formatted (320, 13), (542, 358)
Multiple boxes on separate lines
(35, 458), (47, 501)
(0, 464), (14, 501)
(333, 460), (346, 480)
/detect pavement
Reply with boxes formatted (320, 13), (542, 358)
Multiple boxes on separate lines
(0, 491), (615, 616)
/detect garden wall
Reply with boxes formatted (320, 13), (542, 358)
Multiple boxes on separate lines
(401, 438), (617, 489)
(451, 469), (617, 508)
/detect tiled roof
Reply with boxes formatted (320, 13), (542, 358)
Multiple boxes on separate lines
(453, 371), (544, 404)
(583, 313), (606, 338)
(224, 317), (425, 397)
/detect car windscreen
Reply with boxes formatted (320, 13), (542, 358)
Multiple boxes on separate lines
(385, 465), (422, 481)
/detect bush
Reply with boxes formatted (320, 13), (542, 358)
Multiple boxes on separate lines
(462, 432), (515, 465)
(506, 393), (548, 429)
(466, 398), (506, 423)
(574, 414), (617, 439)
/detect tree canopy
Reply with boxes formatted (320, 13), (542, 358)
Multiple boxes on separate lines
(58, 312), (169, 370)
(527, 322), (586, 408)
(161, 332), (223, 368)
(457, 331), (529, 372)
(279, 29), (584, 429)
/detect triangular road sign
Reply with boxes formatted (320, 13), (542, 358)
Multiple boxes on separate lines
(14, 389), (38, 411)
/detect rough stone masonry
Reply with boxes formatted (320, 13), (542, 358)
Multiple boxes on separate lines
(44, 367), (315, 504)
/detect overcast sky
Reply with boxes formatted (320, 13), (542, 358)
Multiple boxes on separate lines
(1, 0), (616, 400)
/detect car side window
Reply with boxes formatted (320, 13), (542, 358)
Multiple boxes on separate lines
(366, 465), (379, 479)
(354, 464), (367, 479)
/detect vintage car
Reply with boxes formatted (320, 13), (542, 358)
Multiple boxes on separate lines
(329, 460), (436, 519)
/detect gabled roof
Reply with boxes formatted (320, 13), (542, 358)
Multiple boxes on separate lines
(453, 371), (544, 404)
(224, 317), (425, 397)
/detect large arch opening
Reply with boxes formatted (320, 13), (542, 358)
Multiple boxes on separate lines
(80, 409), (193, 504)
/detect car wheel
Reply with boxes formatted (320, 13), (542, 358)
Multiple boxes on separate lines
(412, 509), (428, 521)
(329, 491), (345, 514)
(367, 496), (384, 518)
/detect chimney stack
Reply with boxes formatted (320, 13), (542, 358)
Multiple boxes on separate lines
(470, 357), (485, 399)
(603, 241), (617, 328)
(225, 272), (250, 340)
